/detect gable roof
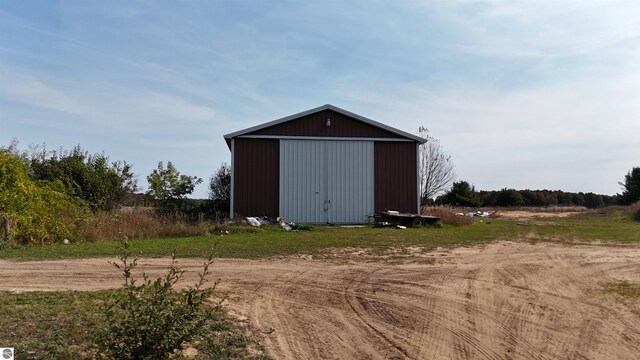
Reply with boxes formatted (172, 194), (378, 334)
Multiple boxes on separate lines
(224, 104), (427, 147)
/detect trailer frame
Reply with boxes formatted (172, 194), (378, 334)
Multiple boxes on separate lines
(376, 211), (440, 227)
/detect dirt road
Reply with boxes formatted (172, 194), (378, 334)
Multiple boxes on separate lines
(2, 241), (640, 359)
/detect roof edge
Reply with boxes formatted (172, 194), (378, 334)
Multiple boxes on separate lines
(224, 104), (427, 148)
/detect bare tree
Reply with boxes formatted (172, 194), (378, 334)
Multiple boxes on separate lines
(418, 126), (455, 206)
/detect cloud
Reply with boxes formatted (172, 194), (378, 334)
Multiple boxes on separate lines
(131, 92), (216, 123)
(2, 72), (86, 115)
(425, 0), (640, 60)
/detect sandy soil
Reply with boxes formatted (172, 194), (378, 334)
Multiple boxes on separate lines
(2, 241), (640, 359)
(495, 210), (584, 220)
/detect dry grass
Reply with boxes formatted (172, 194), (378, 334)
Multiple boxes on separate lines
(79, 208), (209, 241)
(421, 206), (474, 226)
(211, 220), (261, 235)
(491, 206), (587, 215)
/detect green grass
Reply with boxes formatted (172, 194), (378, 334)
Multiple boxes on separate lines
(0, 221), (521, 261)
(0, 290), (270, 359)
(523, 213), (640, 243)
(1, 211), (638, 261)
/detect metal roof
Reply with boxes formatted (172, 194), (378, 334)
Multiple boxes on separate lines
(224, 104), (427, 147)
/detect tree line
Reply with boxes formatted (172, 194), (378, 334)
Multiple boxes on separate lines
(432, 179), (638, 208)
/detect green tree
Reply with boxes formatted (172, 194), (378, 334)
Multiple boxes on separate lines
(619, 167), (640, 205)
(543, 193), (558, 206)
(147, 161), (202, 211)
(29, 145), (137, 211)
(437, 181), (482, 207)
(495, 188), (525, 207)
(584, 192), (604, 208)
(571, 193), (585, 206)
(208, 162), (231, 202)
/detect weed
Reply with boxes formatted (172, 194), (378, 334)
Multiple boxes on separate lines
(291, 223), (315, 231)
(422, 206), (474, 226)
(96, 241), (221, 359)
(79, 209), (209, 242)
(212, 220), (260, 235)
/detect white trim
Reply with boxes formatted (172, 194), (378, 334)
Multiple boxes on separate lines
(230, 138), (235, 219)
(223, 104), (427, 145)
(238, 135), (414, 142)
(416, 143), (420, 214)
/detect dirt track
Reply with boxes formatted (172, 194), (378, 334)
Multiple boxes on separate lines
(2, 241), (640, 359)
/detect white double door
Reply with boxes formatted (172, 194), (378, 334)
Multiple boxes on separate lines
(279, 140), (374, 224)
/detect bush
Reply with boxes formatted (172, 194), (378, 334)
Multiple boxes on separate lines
(98, 242), (220, 359)
(630, 201), (640, 222)
(29, 145), (137, 211)
(0, 151), (86, 245)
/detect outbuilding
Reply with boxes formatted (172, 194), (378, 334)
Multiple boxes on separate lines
(224, 104), (426, 224)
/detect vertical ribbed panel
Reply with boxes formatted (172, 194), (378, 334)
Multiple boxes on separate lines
(326, 141), (374, 224)
(233, 139), (279, 217)
(280, 140), (374, 224)
(280, 140), (326, 223)
(374, 142), (418, 214)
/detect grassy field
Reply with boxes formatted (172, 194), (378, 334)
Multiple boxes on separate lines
(1, 210), (638, 261)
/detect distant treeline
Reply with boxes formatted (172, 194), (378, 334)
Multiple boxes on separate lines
(434, 182), (619, 208)
(477, 189), (617, 208)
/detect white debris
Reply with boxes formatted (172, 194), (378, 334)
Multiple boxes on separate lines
(277, 217), (292, 231)
(246, 217), (261, 227)
(396, 225), (407, 229)
(281, 223), (292, 231)
(63, 239), (70, 245)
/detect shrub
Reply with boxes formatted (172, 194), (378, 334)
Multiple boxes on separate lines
(98, 242), (220, 359)
(29, 144), (137, 211)
(630, 201), (640, 222)
(0, 151), (86, 245)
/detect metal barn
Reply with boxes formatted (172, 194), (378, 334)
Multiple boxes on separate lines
(224, 104), (426, 224)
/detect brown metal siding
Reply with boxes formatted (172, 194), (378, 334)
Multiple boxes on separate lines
(233, 138), (279, 217)
(251, 109), (402, 138)
(374, 142), (418, 214)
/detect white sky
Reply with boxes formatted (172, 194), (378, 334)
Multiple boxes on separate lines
(1, 0), (639, 197)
